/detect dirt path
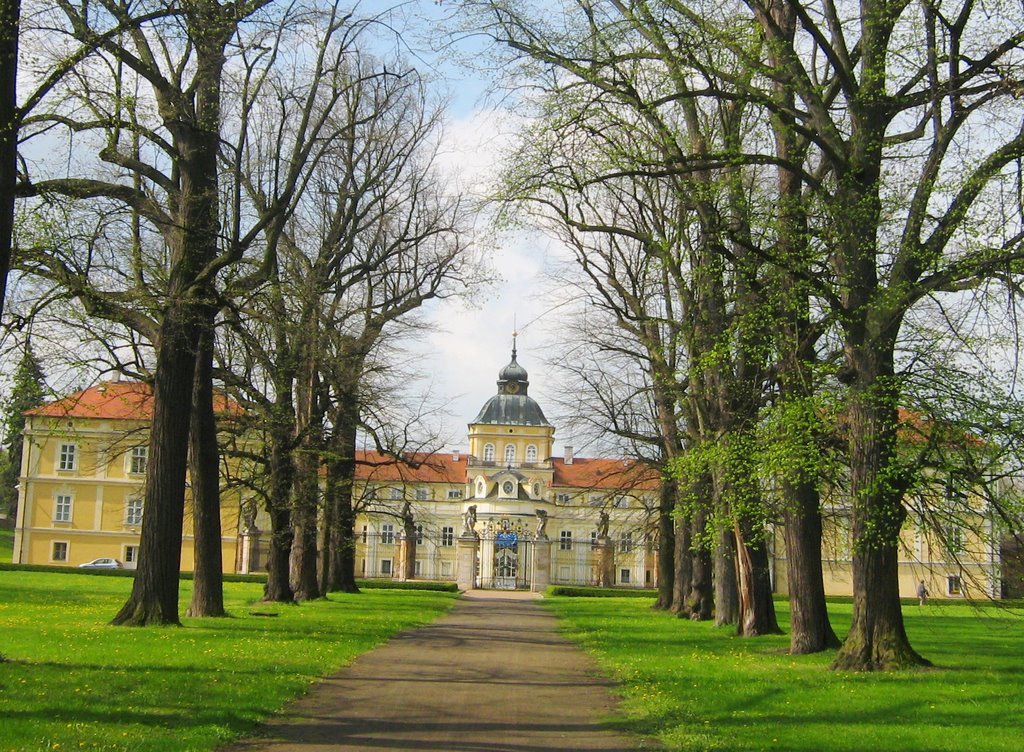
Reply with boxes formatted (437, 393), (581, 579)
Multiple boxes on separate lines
(221, 590), (656, 751)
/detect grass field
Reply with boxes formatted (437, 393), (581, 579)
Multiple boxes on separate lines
(0, 527), (13, 562)
(544, 596), (1024, 751)
(0, 570), (457, 752)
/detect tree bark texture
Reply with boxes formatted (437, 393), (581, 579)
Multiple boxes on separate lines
(783, 479), (840, 653)
(0, 0), (19, 316)
(186, 315), (226, 618)
(714, 526), (739, 627)
(654, 479), (676, 610)
(325, 391), (361, 593)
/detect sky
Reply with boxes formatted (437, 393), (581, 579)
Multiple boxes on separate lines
(380, 3), (582, 457)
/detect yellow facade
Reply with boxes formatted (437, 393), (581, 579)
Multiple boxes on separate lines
(12, 384), (245, 571)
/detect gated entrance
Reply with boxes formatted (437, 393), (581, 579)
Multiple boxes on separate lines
(478, 529), (534, 590)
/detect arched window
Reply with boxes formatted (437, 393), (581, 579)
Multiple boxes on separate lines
(504, 444), (516, 465)
(483, 443), (495, 462)
(526, 444), (537, 463)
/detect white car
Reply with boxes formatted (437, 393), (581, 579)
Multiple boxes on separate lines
(78, 557), (123, 569)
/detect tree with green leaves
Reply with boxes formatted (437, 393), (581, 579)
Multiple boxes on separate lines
(0, 338), (45, 518)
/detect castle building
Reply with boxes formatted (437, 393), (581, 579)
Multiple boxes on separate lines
(10, 348), (1011, 598)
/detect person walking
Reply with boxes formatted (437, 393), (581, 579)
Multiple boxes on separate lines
(917, 580), (929, 606)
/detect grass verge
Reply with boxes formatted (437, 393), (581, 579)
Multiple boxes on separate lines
(0, 528), (12, 563)
(544, 595), (1024, 751)
(0, 570), (457, 751)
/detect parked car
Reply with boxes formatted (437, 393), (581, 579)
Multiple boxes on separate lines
(78, 557), (123, 569)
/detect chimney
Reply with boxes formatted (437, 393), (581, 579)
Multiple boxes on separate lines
(564, 445), (574, 465)
(452, 449), (460, 462)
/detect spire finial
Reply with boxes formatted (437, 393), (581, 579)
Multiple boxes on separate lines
(512, 315), (518, 359)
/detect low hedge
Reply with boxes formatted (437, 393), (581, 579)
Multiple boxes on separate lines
(546, 584), (658, 598)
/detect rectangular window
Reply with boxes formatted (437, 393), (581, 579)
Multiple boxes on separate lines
(620, 568), (631, 584)
(591, 531), (598, 547)
(556, 492), (571, 504)
(440, 560), (453, 577)
(361, 558), (366, 575)
(361, 525), (368, 543)
(441, 526), (454, 546)
(947, 574), (962, 596)
(447, 489), (463, 499)
(381, 524), (395, 544)
(380, 559), (393, 576)
(126, 497), (144, 526)
(58, 443), (76, 471)
(588, 494), (603, 506)
(415, 487), (429, 501)
(129, 446), (148, 475)
(619, 532), (634, 553)
(55, 494), (72, 523)
(52, 541), (68, 562)
(124, 545), (139, 565)
(558, 565), (571, 581)
(559, 530), (573, 551)
(415, 524), (424, 545)
(414, 560), (422, 576)
(389, 487), (403, 501)
(615, 496), (630, 508)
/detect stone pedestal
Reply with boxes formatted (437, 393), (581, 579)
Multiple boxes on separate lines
(397, 535), (417, 582)
(596, 536), (615, 587)
(531, 537), (552, 593)
(456, 534), (479, 591)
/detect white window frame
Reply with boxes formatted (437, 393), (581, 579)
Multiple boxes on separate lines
(619, 532), (634, 553)
(126, 497), (144, 526)
(526, 444), (538, 463)
(560, 530), (573, 551)
(557, 492), (571, 504)
(381, 523), (395, 545)
(414, 560), (423, 576)
(447, 489), (463, 499)
(441, 526), (454, 546)
(129, 446), (148, 475)
(620, 568), (631, 584)
(415, 487), (429, 501)
(380, 559), (393, 576)
(54, 494), (73, 523)
(440, 560), (453, 577)
(947, 574), (963, 596)
(389, 487), (403, 501)
(52, 541), (69, 562)
(124, 545), (139, 566)
(58, 443), (77, 471)
(415, 524), (424, 545)
(483, 443), (495, 462)
(504, 444), (516, 465)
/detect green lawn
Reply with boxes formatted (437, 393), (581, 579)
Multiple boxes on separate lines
(544, 596), (1024, 752)
(0, 570), (457, 752)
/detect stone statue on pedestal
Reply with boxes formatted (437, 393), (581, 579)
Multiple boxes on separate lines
(534, 508), (548, 539)
(462, 504), (478, 537)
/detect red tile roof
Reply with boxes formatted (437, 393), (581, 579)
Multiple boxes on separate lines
(27, 381), (242, 420)
(355, 451), (468, 484)
(553, 457), (660, 490)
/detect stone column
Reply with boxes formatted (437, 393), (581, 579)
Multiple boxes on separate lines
(597, 536), (615, 588)
(456, 534), (479, 591)
(531, 536), (552, 593)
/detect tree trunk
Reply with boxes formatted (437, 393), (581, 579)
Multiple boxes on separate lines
(262, 397), (295, 603)
(654, 479), (676, 610)
(734, 519), (782, 636)
(833, 344), (928, 669)
(784, 478), (840, 653)
(690, 532), (713, 620)
(0, 0), (19, 316)
(290, 451), (321, 601)
(326, 391), (361, 593)
(670, 511), (691, 615)
(186, 316), (225, 618)
(112, 310), (197, 626)
(714, 526), (738, 627)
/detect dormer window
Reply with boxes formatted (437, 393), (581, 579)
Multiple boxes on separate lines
(502, 480), (516, 496)
(476, 478), (486, 497)
(483, 443), (495, 462)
